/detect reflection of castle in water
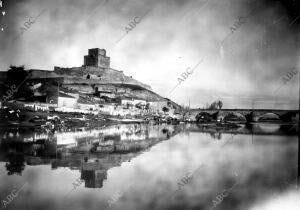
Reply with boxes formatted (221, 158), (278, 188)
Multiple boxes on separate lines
(80, 155), (138, 187)
(0, 124), (181, 188)
(52, 153), (139, 188)
(53, 124), (180, 188)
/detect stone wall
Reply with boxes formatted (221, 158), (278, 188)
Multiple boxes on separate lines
(54, 66), (152, 91)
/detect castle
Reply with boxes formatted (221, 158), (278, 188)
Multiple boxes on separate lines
(83, 48), (110, 68)
(52, 48), (152, 91)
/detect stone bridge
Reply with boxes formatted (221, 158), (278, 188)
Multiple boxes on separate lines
(187, 109), (299, 123)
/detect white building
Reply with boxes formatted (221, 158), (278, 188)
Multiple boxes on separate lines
(121, 97), (147, 106)
(57, 92), (77, 108)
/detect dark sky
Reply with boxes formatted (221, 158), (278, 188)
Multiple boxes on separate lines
(0, 0), (299, 109)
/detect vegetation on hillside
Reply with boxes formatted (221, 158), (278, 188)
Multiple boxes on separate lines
(1, 65), (33, 101)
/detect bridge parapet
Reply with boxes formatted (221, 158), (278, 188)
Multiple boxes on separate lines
(189, 109), (298, 123)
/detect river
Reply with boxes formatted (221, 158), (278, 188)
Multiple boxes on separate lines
(0, 123), (299, 210)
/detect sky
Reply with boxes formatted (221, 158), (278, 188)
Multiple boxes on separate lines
(0, 0), (299, 109)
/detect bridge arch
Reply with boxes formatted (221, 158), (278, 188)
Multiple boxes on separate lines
(195, 112), (214, 122)
(257, 112), (281, 122)
(223, 112), (247, 122)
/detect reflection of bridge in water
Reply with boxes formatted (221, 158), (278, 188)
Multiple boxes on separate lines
(188, 109), (299, 122)
(188, 123), (298, 138)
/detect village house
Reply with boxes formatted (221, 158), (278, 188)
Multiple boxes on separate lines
(121, 97), (147, 106)
(57, 92), (77, 108)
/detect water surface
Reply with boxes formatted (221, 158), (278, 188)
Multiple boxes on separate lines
(0, 123), (298, 210)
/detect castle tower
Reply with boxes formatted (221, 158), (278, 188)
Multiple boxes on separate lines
(83, 48), (110, 68)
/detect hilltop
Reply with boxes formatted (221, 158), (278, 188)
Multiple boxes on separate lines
(0, 48), (181, 121)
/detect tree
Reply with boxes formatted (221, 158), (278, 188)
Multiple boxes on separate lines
(162, 106), (169, 113)
(208, 100), (223, 110)
(209, 102), (217, 110)
(217, 100), (223, 109)
(145, 103), (150, 112)
(3, 65), (33, 101)
(6, 65), (28, 86)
